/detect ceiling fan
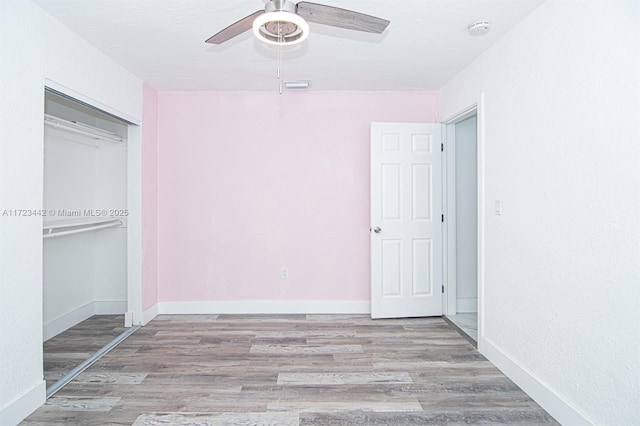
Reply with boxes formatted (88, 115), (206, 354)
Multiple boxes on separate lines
(205, 0), (390, 46)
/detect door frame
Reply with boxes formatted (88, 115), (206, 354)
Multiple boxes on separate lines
(441, 94), (485, 345)
(43, 80), (143, 327)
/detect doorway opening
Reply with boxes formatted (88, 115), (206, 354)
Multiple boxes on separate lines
(442, 107), (478, 345)
(42, 87), (141, 397)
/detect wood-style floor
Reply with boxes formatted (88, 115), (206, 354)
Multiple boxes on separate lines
(25, 314), (558, 425)
(43, 315), (127, 388)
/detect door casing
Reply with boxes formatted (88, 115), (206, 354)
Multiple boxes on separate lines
(441, 95), (485, 347)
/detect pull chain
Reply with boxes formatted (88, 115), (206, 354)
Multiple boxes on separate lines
(277, 23), (282, 79)
(278, 22), (283, 94)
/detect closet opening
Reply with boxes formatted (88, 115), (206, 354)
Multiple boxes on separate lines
(42, 88), (139, 396)
(442, 107), (478, 346)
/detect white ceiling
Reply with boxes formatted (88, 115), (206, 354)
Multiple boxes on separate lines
(33, 0), (544, 91)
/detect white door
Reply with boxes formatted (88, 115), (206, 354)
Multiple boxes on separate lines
(371, 122), (442, 318)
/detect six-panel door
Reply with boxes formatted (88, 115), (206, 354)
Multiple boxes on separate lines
(371, 122), (442, 318)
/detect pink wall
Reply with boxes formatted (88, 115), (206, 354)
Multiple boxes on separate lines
(142, 84), (159, 310)
(156, 91), (437, 302)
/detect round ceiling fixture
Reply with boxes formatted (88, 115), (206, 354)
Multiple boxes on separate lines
(468, 21), (491, 36)
(253, 11), (310, 45)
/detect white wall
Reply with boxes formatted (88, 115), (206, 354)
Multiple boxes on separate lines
(0, 3), (48, 424)
(43, 128), (98, 328)
(439, 0), (640, 424)
(94, 145), (128, 307)
(455, 115), (477, 313)
(0, 1), (142, 424)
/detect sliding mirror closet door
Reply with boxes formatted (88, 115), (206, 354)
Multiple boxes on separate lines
(42, 90), (129, 390)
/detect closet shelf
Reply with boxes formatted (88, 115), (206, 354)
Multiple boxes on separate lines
(43, 217), (123, 239)
(44, 114), (125, 143)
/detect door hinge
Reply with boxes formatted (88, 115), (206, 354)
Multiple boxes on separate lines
(442, 285), (445, 294)
(441, 214), (444, 223)
(441, 143), (444, 152)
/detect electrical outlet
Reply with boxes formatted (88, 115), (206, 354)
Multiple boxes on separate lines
(495, 200), (502, 215)
(281, 267), (289, 279)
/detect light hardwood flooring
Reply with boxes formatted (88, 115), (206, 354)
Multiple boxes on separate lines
(43, 315), (127, 388)
(443, 313), (478, 345)
(25, 314), (558, 425)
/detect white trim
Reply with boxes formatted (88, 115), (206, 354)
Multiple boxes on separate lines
(441, 103), (478, 125)
(141, 303), (159, 325)
(456, 298), (477, 313)
(441, 100), (481, 319)
(0, 380), (45, 426)
(476, 93), (486, 345)
(127, 124), (144, 326)
(158, 300), (371, 315)
(43, 301), (127, 341)
(480, 337), (591, 425)
(442, 123), (457, 315)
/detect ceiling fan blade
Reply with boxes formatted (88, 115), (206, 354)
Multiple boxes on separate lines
(296, 2), (389, 34)
(205, 10), (264, 44)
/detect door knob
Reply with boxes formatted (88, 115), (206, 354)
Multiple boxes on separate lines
(373, 227), (382, 233)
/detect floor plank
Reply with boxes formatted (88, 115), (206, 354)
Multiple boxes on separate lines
(25, 314), (558, 425)
(42, 315), (126, 388)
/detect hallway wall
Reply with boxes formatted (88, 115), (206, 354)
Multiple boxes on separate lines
(439, 0), (640, 423)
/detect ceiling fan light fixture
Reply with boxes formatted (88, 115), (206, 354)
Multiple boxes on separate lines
(252, 11), (309, 45)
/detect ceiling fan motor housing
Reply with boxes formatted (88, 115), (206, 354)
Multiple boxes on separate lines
(265, 0), (296, 14)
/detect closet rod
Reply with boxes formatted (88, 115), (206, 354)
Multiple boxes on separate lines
(44, 114), (124, 143)
(43, 220), (123, 239)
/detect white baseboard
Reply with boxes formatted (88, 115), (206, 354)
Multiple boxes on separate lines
(0, 380), (45, 426)
(456, 298), (477, 313)
(48, 300), (364, 328)
(43, 303), (94, 341)
(479, 336), (591, 425)
(158, 300), (371, 315)
(141, 303), (159, 325)
(43, 300), (127, 341)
